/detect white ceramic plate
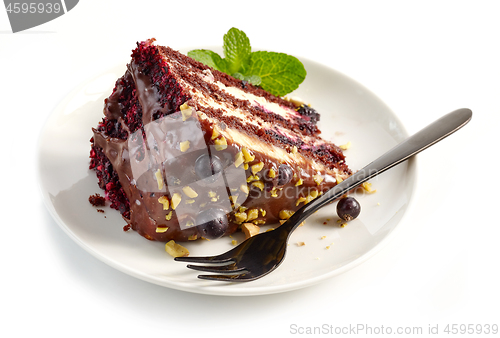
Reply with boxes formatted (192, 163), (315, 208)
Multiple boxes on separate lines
(37, 51), (417, 296)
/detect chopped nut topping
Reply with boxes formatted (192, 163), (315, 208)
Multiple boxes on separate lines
(295, 178), (303, 186)
(246, 209), (259, 221)
(155, 169), (164, 190)
(336, 176), (344, 184)
(271, 187), (278, 198)
(253, 220), (266, 225)
(231, 239), (238, 246)
(251, 181), (264, 191)
(340, 222), (347, 228)
(240, 184), (249, 194)
(313, 174), (324, 185)
(268, 168), (276, 178)
(242, 223), (260, 239)
(321, 236), (327, 239)
(214, 136), (227, 150)
(211, 128), (220, 140)
(296, 242), (305, 247)
(179, 140), (190, 152)
(234, 151), (244, 167)
(188, 234), (198, 241)
(171, 193), (182, 210)
(251, 162), (264, 175)
(242, 147), (255, 163)
(165, 211), (173, 221)
(158, 196), (170, 210)
(339, 141), (351, 150)
(291, 146), (298, 154)
(165, 240), (189, 258)
(361, 182), (377, 193)
(279, 210), (294, 220)
(296, 197), (307, 206)
(156, 226), (169, 233)
(182, 186), (198, 198)
(244, 163), (249, 170)
(181, 106), (192, 121)
(246, 175), (259, 183)
(234, 212), (247, 224)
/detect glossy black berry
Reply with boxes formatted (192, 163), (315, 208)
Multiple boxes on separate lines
(194, 153), (223, 182)
(277, 164), (293, 185)
(336, 196), (361, 221)
(195, 208), (228, 239)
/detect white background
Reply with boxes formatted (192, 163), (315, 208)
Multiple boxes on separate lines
(1, 1), (499, 337)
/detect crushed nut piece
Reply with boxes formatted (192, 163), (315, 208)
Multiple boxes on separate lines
(291, 146), (298, 154)
(251, 162), (264, 175)
(231, 239), (238, 246)
(246, 175), (259, 183)
(165, 211), (173, 221)
(251, 181), (264, 191)
(271, 187), (278, 197)
(340, 222), (347, 228)
(165, 240), (189, 258)
(242, 148), (255, 163)
(234, 151), (244, 167)
(313, 174), (324, 185)
(279, 210), (294, 220)
(181, 106), (192, 121)
(179, 140), (190, 152)
(240, 184), (249, 194)
(214, 136), (227, 150)
(321, 236), (327, 239)
(234, 212), (247, 224)
(336, 176), (344, 184)
(211, 128), (219, 140)
(296, 242), (305, 247)
(296, 196), (307, 206)
(339, 141), (351, 150)
(295, 178), (303, 186)
(188, 234), (198, 241)
(156, 226), (169, 233)
(246, 209), (259, 221)
(158, 196), (170, 210)
(268, 168), (276, 178)
(259, 208), (266, 217)
(182, 186), (198, 198)
(155, 169), (164, 190)
(242, 223), (260, 239)
(171, 193), (182, 210)
(361, 182), (377, 193)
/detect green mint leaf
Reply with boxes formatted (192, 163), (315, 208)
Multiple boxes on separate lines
(223, 27), (251, 75)
(187, 49), (227, 73)
(242, 51), (306, 97)
(232, 73), (262, 86)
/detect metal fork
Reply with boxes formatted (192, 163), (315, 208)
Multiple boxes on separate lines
(175, 108), (472, 282)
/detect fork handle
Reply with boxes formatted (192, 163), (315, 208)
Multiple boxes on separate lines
(282, 108), (472, 233)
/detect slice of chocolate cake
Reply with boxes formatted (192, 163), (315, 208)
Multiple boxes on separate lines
(89, 39), (351, 242)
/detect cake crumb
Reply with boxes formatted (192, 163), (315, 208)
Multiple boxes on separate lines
(89, 194), (105, 207)
(321, 236), (327, 240)
(97, 209), (104, 213)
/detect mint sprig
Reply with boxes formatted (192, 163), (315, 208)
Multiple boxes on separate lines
(187, 28), (306, 97)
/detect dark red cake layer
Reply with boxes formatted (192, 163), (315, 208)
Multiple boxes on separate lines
(89, 39), (351, 242)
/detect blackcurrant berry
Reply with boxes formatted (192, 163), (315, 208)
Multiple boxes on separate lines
(336, 196), (361, 221)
